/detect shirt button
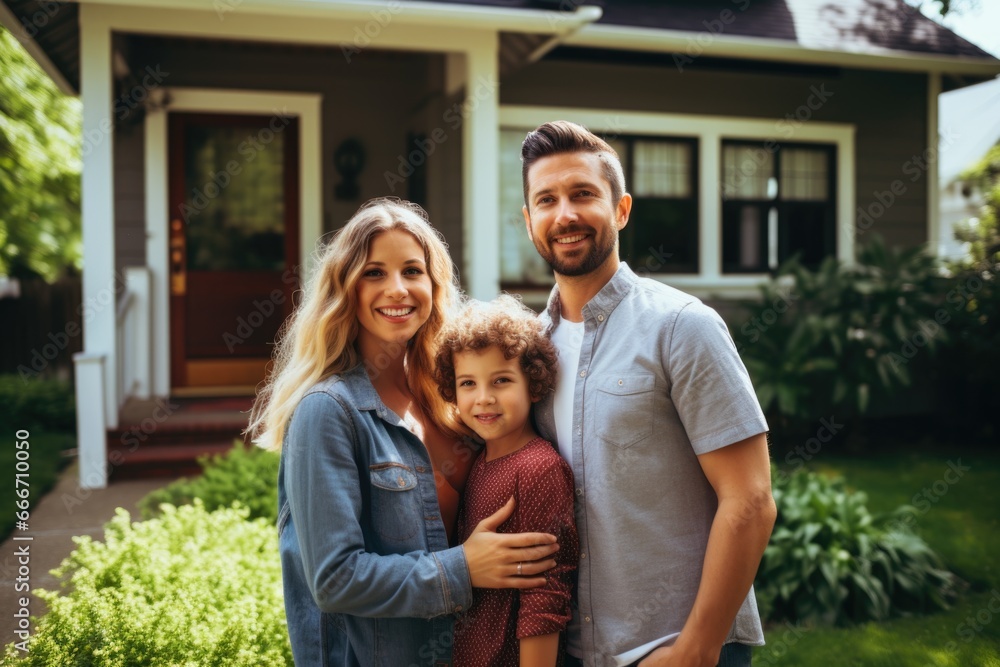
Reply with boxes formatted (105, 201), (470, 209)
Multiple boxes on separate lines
(579, 370), (586, 378)
(415, 465), (427, 473)
(584, 616), (592, 623)
(576, 488), (584, 496)
(455, 605), (463, 612)
(580, 552), (587, 559)
(397, 476), (406, 487)
(597, 314), (604, 322)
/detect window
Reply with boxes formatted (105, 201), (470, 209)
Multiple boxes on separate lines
(721, 142), (836, 273)
(614, 137), (699, 274)
(499, 130), (698, 285)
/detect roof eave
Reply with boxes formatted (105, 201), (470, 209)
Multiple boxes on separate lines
(75, 0), (601, 34)
(0, 1), (75, 94)
(564, 24), (1000, 78)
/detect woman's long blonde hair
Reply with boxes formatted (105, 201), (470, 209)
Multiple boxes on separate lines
(247, 198), (460, 450)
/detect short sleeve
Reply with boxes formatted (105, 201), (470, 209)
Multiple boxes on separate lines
(667, 302), (768, 454)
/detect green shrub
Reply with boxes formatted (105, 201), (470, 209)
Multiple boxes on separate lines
(2, 502), (291, 666)
(0, 375), (75, 432)
(756, 466), (957, 627)
(138, 441), (280, 523)
(733, 237), (946, 435)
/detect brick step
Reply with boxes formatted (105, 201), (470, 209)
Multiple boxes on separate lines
(107, 395), (254, 480)
(107, 437), (241, 481)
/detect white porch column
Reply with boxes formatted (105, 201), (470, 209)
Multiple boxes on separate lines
(74, 353), (108, 489)
(79, 6), (118, 429)
(462, 33), (500, 300)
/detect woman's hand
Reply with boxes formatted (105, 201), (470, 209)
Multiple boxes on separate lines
(462, 497), (559, 589)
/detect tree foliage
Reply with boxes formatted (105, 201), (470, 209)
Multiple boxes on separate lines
(0, 26), (81, 281)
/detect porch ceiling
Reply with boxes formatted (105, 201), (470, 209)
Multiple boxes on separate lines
(2, 0), (79, 92)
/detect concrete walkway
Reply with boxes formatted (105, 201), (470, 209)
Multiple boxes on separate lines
(0, 462), (182, 649)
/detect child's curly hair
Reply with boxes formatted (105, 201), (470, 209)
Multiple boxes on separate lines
(434, 294), (558, 405)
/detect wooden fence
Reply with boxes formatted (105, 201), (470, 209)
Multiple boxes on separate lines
(0, 274), (83, 381)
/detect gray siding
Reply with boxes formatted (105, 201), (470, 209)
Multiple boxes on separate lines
(501, 59), (930, 251)
(114, 120), (146, 276)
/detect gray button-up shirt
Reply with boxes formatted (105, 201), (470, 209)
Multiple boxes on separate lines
(535, 264), (768, 666)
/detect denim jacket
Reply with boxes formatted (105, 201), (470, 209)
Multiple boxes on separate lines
(277, 365), (473, 666)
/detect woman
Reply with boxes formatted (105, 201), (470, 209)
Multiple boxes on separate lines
(248, 198), (559, 666)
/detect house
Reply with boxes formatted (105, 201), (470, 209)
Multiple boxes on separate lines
(2, 0), (998, 488)
(937, 77), (1000, 260)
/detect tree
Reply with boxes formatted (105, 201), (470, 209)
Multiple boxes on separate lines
(0, 25), (81, 281)
(954, 142), (1000, 265)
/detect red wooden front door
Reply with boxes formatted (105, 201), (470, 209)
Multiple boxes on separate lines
(168, 112), (299, 389)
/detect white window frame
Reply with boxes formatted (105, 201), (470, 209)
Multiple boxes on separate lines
(501, 105), (855, 298)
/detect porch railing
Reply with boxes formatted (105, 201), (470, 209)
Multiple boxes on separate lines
(74, 266), (152, 489)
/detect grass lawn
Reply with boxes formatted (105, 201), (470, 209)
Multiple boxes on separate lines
(759, 448), (1000, 666)
(0, 428), (74, 542)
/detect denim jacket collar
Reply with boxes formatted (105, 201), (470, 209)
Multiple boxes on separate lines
(332, 364), (406, 427)
(543, 262), (638, 328)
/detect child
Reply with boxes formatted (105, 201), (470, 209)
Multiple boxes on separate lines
(434, 295), (579, 667)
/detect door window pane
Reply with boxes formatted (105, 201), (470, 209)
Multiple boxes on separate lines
(184, 124), (286, 271)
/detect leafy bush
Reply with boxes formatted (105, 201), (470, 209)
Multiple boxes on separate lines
(2, 502), (291, 666)
(0, 374), (75, 432)
(732, 236), (946, 435)
(138, 441), (279, 523)
(755, 466), (957, 626)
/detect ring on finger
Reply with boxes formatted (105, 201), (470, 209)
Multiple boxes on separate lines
(517, 562), (523, 576)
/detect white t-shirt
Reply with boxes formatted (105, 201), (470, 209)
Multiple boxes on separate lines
(549, 318), (584, 464)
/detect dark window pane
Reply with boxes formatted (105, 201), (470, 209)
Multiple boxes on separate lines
(779, 202), (835, 268)
(624, 198), (698, 273)
(184, 124), (286, 271)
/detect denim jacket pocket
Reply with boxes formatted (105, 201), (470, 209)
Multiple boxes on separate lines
(594, 374), (655, 449)
(369, 462), (420, 542)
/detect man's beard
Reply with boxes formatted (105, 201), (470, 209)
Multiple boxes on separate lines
(534, 226), (618, 277)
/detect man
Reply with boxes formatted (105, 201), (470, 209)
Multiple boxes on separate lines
(520, 121), (776, 667)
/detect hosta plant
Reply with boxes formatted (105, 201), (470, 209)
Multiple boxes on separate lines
(756, 466), (957, 627)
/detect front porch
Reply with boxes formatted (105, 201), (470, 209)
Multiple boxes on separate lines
(69, 2), (601, 489)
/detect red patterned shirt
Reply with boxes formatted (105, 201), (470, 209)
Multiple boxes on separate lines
(454, 437), (579, 667)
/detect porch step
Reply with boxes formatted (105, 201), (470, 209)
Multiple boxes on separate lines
(106, 396), (254, 481)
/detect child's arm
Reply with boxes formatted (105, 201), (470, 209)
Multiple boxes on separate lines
(520, 632), (560, 667)
(514, 449), (579, 667)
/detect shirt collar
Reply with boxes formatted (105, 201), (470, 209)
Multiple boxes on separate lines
(544, 262), (638, 327)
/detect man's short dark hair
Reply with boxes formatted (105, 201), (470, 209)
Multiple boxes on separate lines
(520, 120), (626, 209)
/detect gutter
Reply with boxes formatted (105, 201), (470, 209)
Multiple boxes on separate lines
(564, 23), (1000, 77)
(75, 0), (605, 35)
(0, 1), (75, 94)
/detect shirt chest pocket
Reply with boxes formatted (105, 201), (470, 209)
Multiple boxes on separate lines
(593, 374), (655, 449)
(369, 462), (420, 542)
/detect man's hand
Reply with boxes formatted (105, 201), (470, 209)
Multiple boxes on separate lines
(463, 496), (559, 589)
